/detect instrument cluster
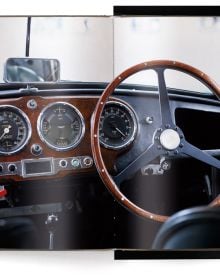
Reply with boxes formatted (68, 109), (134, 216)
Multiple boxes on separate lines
(0, 97), (138, 180)
(0, 100), (138, 155)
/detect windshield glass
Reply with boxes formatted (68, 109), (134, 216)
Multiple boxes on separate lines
(114, 16), (220, 94)
(0, 17), (113, 83)
(0, 16), (219, 94)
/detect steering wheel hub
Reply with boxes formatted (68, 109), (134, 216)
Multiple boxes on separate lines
(159, 129), (181, 150)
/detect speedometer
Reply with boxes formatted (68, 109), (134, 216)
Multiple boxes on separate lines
(37, 102), (85, 151)
(99, 101), (138, 150)
(0, 105), (31, 155)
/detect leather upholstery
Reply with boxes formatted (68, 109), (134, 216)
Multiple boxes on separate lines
(152, 206), (220, 249)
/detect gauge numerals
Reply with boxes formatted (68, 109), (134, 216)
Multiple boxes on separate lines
(99, 101), (138, 150)
(37, 102), (85, 151)
(0, 106), (31, 155)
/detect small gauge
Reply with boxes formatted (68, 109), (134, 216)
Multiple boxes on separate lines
(99, 101), (138, 150)
(0, 105), (31, 155)
(37, 102), (85, 151)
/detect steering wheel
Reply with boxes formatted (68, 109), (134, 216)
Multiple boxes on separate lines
(91, 60), (220, 223)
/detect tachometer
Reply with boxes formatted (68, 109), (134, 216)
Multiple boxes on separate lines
(99, 101), (138, 150)
(0, 105), (31, 155)
(37, 102), (85, 151)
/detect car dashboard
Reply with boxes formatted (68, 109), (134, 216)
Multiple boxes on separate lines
(0, 83), (219, 183)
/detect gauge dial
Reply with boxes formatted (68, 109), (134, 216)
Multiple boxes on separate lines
(99, 101), (138, 150)
(38, 102), (85, 151)
(0, 105), (31, 155)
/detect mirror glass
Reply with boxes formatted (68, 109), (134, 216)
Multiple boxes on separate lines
(4, 57), (60, 83)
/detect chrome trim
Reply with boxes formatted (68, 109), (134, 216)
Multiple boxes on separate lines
(37, 102), (85, 151)
(0, 105), (32, 155)
(21, 157), (54, 178)
(99, 100), (138, 150)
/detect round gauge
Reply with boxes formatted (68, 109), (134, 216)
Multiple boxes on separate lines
(99, 101), (138, 150)
(37, 102), (85, 151)
(0, 105), (31, 155)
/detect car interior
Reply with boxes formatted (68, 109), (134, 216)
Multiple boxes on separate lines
(0, 16), (220, 250)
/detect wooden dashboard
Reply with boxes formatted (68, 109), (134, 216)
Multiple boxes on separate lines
(0, 95), (120, 182)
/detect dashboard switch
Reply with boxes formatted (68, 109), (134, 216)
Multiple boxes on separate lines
(71, 158), (80, 168)
(8, 164), (17, 173)
(59, 159), (68, 168)
(83, 157), (93, 167)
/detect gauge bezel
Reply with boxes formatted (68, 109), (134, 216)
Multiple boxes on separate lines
(37, 102), (85, 151)
(99, 100), (138, 150)
(0, 105), (32, 155)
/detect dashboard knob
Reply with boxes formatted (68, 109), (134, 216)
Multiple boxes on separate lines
(8, 164), (17, 173)
(31, 144), (42, 156)
(83, 157), (93, 167)
(59, 159), (68, 168)
(71, 158), (80, 168)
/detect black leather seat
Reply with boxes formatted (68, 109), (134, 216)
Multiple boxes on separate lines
(152, 206), (220, 249)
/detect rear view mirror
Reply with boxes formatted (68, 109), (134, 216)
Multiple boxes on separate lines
(4, 58), (60, 83)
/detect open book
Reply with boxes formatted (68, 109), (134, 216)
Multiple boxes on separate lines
(0, 11), (220, 253)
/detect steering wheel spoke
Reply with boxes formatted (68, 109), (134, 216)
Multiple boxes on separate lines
(182, 140), (220, 169)
(113, 144), (164, 185)
(156, 68), (174, 127)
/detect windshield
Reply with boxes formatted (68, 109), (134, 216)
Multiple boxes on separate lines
(0, 16), (219, 94)
(114, 16), (220, 94)
(0, 17), (113, 83)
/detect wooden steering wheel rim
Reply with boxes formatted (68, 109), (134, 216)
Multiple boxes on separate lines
(91, 60), (220, 223)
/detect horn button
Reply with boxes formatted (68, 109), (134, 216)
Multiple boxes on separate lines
(159, 129), (181, 150)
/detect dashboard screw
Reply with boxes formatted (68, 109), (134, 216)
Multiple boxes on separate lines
(157, 145), (162, 150)
(174, 150), (178, 155)
(165, 124), (170, 128)
(27, 99), (37, 109)
(145, 116), (154, 124)
(179, 143), (184, 148)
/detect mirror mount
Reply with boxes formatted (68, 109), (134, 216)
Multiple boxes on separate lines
(19, 86), (39, 94)
(25, 17), (31, 57)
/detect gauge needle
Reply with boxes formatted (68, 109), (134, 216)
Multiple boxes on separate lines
(115, 127), (126, 137)
(0, 125), (11, 140)
(110, 122), (126, 137)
